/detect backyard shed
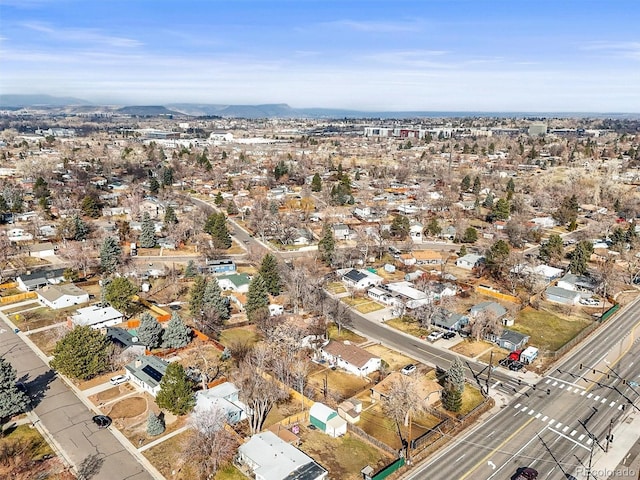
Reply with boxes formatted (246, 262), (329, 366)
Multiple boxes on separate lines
(520, 346), (539, 365)
(309, 402), (347, 438)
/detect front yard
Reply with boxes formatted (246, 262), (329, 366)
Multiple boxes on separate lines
(342, 296), (385, 314)
(384, 317), (431, 339)
(364, 344), (417, 371)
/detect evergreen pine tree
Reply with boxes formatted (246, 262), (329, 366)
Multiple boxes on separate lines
(163, 205), (177, 227)
(258, 253), (282, 296)
(311, 173), (322, 192)
(472, 176), (482, 195)
(447, 357), (466, 394)
(214, 191), (224, 206)
(72, 214), (88, 241)
(184, 260), (197, 278)
(149, 178), (160, 195)
(99, 237), (122, 274)
(146, 410), (166, 435)
(137, 312), (163, 349)
(162, 167), (174, 186)
(317, 224), (335, 265)
(162, 312), (191, 348)
(156, 362), (195, 415)
(50, 326), (111, 380)
(442, 380), (463, 413)
(139, 212), (157, 248)
(189, 276), (207, 318)
(203, 277), (230, 321)
(0, 358), (29, 424)
(245, 274), (269, 322)
(204, 213), (231, 249)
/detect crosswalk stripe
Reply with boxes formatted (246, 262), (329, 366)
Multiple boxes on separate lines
(562, 426), (570, 433)
(549, 418), (556, 425)
(587, 438), (593, 445)
(546, 379), (551, 384)
(559, 384), (565, 389)
(594, 395), (600, 401)
(552, 381), (558, 386)
(542, 416), (548, 422)
(601, 398), (607, 404)
(578, 434), (586, 441)
(528, 409), (535, 415)
(618, 404), (624, 410)
(556, 422), (563, 429)
(514, 403), (521, 409)
(581, 391), (586, 396)
(574, 388), (581, 393)
(521, 406), (528, 412)
(535, 413), (542, 419)
(571, 430), (577, 436)
(587, 393), (593, 398)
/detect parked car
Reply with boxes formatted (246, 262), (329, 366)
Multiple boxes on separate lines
(579, 297), (599, 306)
(427, 331), (444, 342)
(442, 331), (456, 340)
(110, 375), (129, 386)
(499, 358), (513, 368)
(509, 361), (525, 372)
(92, 415), (112, 428)
(401, 364), (417, 375)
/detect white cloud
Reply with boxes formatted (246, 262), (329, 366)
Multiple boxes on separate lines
(318, 19), (425, 34)
(21, 21), (143, 48)
(581, 41), (640, 60)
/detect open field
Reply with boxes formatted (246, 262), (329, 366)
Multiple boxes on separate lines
(513, 306), (593, 352)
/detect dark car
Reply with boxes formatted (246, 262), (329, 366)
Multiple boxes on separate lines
(509, 361), (525, 372)
(499, 358), (513, 367)
(92, 415), (112, 428)
(513, 467), (538, 480)
(442, 331), (456, 340)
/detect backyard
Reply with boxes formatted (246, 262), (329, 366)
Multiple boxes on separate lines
(513, 306), (593, 352)
(306, 366), (372, 404)
(342, 296), (385, 314)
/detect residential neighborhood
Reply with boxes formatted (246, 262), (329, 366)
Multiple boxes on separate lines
(1, 108), (640, 480)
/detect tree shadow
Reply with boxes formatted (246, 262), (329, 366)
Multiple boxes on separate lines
(17, 369), (57, 409)
(77, 453), (104, 480)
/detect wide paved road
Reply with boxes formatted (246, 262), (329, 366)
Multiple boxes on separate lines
(0, 321), (154, 480)
(403, 297), (640, 480)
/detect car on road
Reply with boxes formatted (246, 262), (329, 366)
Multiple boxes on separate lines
(427, 331), (444, 342)
(513, 467), (538, 480)
(442, 331), (456, 340)
(92, 415), (112, 428)
(401, 364), (417, 375)
(109, 375), (129, 386)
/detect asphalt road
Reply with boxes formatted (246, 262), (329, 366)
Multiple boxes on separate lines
(402, 296), (640, 480)
(0, 322), (153, 480)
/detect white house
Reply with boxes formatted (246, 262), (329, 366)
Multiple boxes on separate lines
(237, 431), (328, 480)
(332, 223), (355, 241)
(320, 340), (382, 377)
(68, 305), (124, 330)
(16, 268), (66, 292)
(6, 228), (33, 242)
(36, 284), (89, 310)
(27, 242), (56, 258)
(193, 382), (248, 425)
(124, 356), (168, 397)
(409, 221), (424, 243)
(217, 273), (251, 293)
(341, 269), (383, 290)
(385, 281), (431, 309)
(455, 253), (485, 270)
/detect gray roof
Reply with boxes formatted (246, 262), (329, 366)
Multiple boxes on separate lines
(124, 356), (169, 389)
(343, 269), (367, 283)
(36, 284), (87, 303)
(105, 327), (145, 349)
(470, 301), (507, 318)
(18, 268), (66, 288)
(545, 286), (580, 300)
(433, 308), (466, 329)
(239, 431), (327, 480)
(499, 329), (529, 345)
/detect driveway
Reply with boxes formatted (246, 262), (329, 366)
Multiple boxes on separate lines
(0, 318), (155, 480)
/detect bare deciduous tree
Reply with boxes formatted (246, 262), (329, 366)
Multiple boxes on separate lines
(470, 310), (503, 342)
(382, 376), (424, 446)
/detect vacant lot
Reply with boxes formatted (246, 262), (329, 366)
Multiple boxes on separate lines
(513, 306), (593, 352)
(359, 404), (441, 450)
(327, 324), (367, 343)
(385, 317), (431, 338)
(364, 344), (416, 371)
(13, 306), (77, 331)
(343, 296), (385, 314)
(307, 367), (372, 403)
(28, 325), (68, 356)
(300, 428), (391, 480)
(450, 340), (495, 359)
(219, 325), (259, 347)
(143, 430), (192, 479)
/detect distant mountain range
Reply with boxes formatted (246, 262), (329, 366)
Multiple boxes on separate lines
(1, 94), (638, 119)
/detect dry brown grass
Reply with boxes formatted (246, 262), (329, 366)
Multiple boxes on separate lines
(106, 396), (147, 419)
(450, 339), (494, 359)
(307, 367), (371, 404)
(364, 344), (416, 371)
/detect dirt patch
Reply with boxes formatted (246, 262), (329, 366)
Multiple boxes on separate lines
(28, 326), (68, 356)
(385, 317), (431, 339)
(143, 430), (192, 479)
(298, 428), (391, 480)
(364, 344), (416, 371)
(106, 396), (147, 419)
(450, 339), (494, 358)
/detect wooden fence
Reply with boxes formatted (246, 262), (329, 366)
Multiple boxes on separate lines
(0, 291), (37, 304)
(347, 423), (398, 456)
(0, 282), (17, 290)
(475, 285), (520, 304)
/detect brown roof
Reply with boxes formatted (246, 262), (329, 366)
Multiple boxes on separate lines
(322, 341), (378, 368)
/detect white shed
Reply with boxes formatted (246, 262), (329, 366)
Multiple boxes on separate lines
(520, 346), (539, 365)
(309, 402), (347, 438)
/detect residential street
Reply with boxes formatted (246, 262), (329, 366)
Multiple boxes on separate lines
(0, 313), (156, 480)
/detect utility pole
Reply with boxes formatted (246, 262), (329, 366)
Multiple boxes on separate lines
(486, 350), (494, 395)
(605, 418), (614, 453)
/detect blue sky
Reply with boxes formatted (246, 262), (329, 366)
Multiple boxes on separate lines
(1, 0), (639, 111)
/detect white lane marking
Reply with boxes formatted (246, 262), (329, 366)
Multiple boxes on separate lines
(546, 379), (551, 384)
(581, 391), (586, 396)
(549, 418), (556, 425)
(521, 405), (528, 412)
(559, 384), (565, 389)
(587, 438), (593, 445)
(552, 381), (558, 386)
(610, 401), (616, 407)
(600, 397), (607, 404)
(562, 426), (570, 433)
(618, 405), (624, 410)
(555, 422), (563, 429)
(571, 430), (577, 436)
(528, 409), (535, 415)
(535, 413), (542, 419)
(594, 395), (600, 401)
(588, 393), (593, 398)
(542, 416), (548, 422)
(455, 454), (465, 462)
(549, 427), (591, 451)
(514, 403), (521, 409)
(578, 434), (585, 441)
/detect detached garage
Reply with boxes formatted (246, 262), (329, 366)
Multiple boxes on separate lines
(309, 402), (347, 438)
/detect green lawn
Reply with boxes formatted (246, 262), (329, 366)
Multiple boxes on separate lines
(327, 323), (367, 343)
(0, 424), (54, 460)
(219, 326), (259, 347)
(214, 465), (245, 480)
(513, 306), (593, 352)
(385, 317), (431, 338)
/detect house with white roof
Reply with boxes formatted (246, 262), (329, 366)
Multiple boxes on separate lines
(455, 253), (485, 270)
(68, 305), (124, 330)
(193, 381), (247, 425)
(36, 284), (89, 310)
(341, 269), (383, 290)
(237, 431), (328, 480)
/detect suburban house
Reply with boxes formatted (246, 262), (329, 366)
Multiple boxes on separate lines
(557, 272), (597, 292)
(268, 304), (284, 316)
(412, 250), (444, 266)
(426, 282), (458, 301)
(455, 253), (484, 270)
(367, 286), (396, 306)
(124, 355), (169, 397)
(489, 329), (530, 351)
(399, 253), (416, 267)
(332, 223), (355, 241)
(6, 228), (33, 242)
(68, 305), (124, 330)
(320, 340), (382, 377)
(510, 264), (564, 284)
(544, 286), (581, 305)
(292, 228), (314, 246)
(385, 282), (431, 309)
(198, 259), (237, 275)
(409, 221), (424, 243)
(36, 284), (89, 310)
(16, 268), (66, 292)
(237, 431), (328, 480)
(341, 269), (383, 290)
(193, 381), (247, 425)
(105, 327), (146, 356)
(217, 273), (251, 293)
(26, 242), (56, 258)
(469, 301), (507, 320)
(309, 402), (347, 438)
(432, 308), (468, 331)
